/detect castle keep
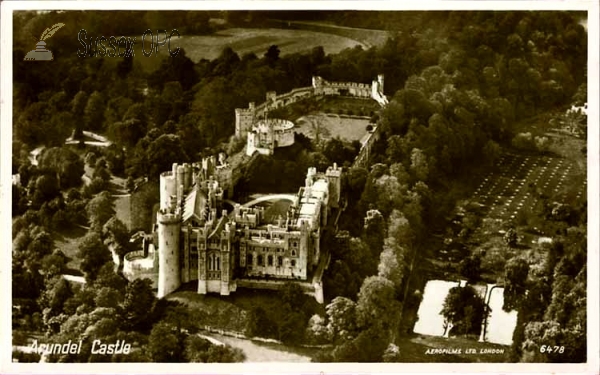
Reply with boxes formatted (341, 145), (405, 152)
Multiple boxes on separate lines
(235, 74), (387, 156)
(135, 156), (342, 300)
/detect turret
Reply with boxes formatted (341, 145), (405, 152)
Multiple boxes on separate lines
(377, 74), (384, 95)
(183, 163), (191, 192)
(157, 209), (181, 298)
(326, 162), (342, 208)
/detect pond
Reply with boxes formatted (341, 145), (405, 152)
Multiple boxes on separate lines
(203, 332), (312, 362)
(413, 280), (459, 337)
(413, 280), (517, 345)
(485, 287), (518, 346)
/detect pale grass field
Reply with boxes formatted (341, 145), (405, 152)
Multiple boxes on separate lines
(131, 28), (365, 72)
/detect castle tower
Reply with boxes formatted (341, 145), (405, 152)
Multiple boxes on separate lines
(182, 163), (191, 192)
(298, 220), (310, 280)
(220, 218), (232, 295)
(159, 169), (177, 210)
(157, 210), (181, 298)
(326, 163), (342, 208)
(235, 102), (255, 137)
(197, 232), (207, 294)
(377, 74), (384, 95)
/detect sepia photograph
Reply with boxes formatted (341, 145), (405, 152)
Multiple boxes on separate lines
(1, 1), (597, 372)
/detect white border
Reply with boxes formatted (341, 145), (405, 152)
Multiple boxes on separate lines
(1, 1), (598, 374)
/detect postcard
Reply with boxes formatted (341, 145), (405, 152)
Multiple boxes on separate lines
(1, 1), (598, 374)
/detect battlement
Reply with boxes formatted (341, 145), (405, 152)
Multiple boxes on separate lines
(326, 162), (342, 177)
(233, 205), (264, 228)
(254, 118), (295, 133)
(157, 210), (181, 225)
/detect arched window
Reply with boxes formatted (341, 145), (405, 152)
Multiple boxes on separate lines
(291, 250), (296, 257)
(291, 259), (296, 267)
(247, 254), (253, 266)
(216, 256), (220, 271)
(267, 255), (273, 266)
(208, 254), (213, 271)
(257, 255), (264, 266)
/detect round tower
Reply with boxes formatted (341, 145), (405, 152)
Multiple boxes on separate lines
(159, 171), (177, 210)
(157, 210), (181, 298)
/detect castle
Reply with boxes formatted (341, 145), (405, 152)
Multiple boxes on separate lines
(235, 74), (387, 156)
(124, 154), (343, 301)
(121, 76), (389, 300)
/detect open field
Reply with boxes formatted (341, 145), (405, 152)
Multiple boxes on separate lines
(268, 20), (390, 48)
(52, 225), (87, 275)
(296, 113), (370, 143)
(132, 28), (365, 73)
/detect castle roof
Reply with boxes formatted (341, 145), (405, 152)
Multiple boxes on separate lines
(208, 216), (228, 240)
(182, 187), (207, 223)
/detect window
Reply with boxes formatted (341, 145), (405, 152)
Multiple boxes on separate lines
(208, 254), (213, 271)
(267, 255), (273, 266)
(247, 254), (253, 266)
(291, 259), (296, 267)
(291, 250), (296, 257)
(278, 256), (283, 266)
(216, 256), (220, 271)
(292, 241), (298, 248)
(258, 255), (264, 266)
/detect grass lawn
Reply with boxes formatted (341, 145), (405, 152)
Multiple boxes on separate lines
(262, 199), (293, 223)
(131, 28), (365, 73)
(114, 195), (132, 230)
(296, 114), (370, 143)
(52, 225), (87, 275)
(269, 20), (390, 49)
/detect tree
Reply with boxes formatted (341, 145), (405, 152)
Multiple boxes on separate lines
(278, 308), (306, 344)
(146, 321), (183, 362)
(71, 91), (88, 117)
(264, 45), (281, 66)
(86, 191), (115, 231)
(382, 343), (402, 362)
(245, 305), (277, 339)
(122, 278), (157, 332)
(184, 335), (211, 362)
(31, 174), (60, 209)
(503, 257), (530, 311)
(103, 217), (132, 261)
(144, 134), (189, 180)
(410, 147), (429, 181)
(356, 276), (400, 331)
(377, 238), (406, 292)
(440, 285), (486, 336)
(77, 231), (112, 282)
(305, 314), (332, 344)
(325, 296), (358, 342)
(458, 253), (482, 282)
(504, 227), (518, 247)
(94, 287), (123, 309)
(205, 345), (246, 363)
(332, 324), (389, 362)
(280, 282), (308, 311)
(84, 91), (106, 131)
